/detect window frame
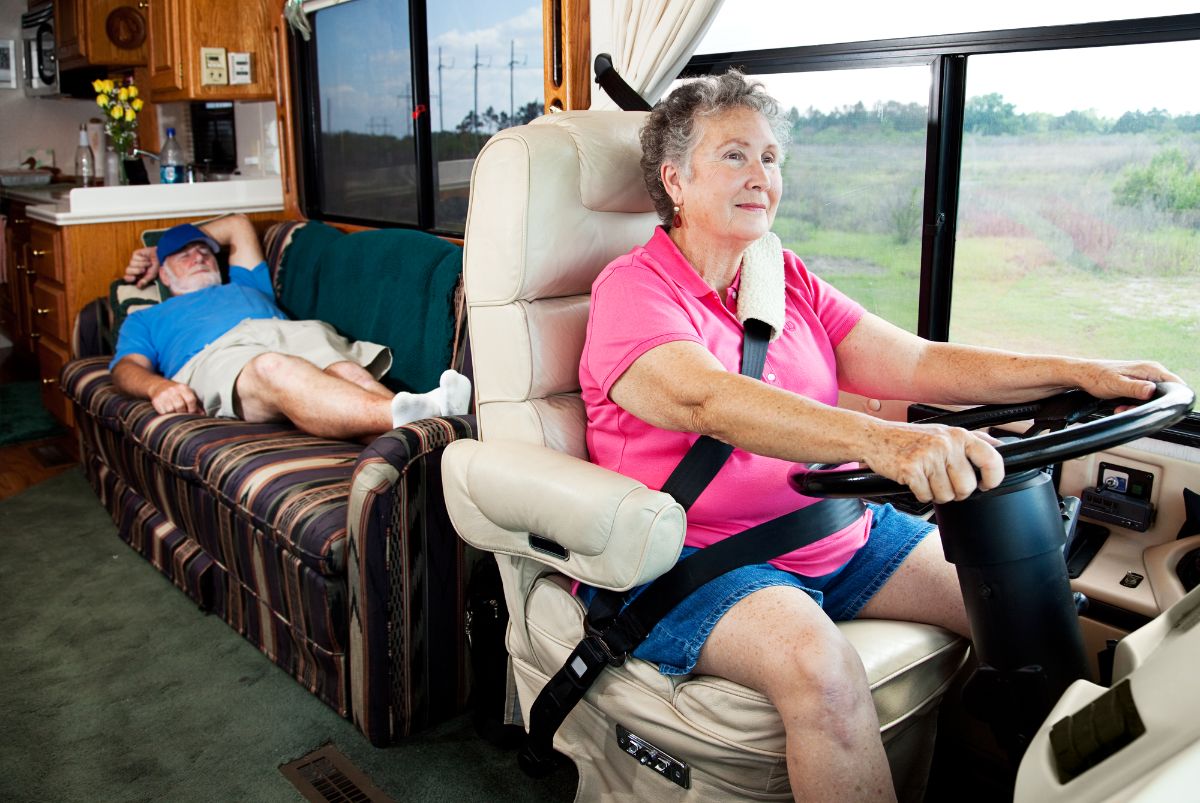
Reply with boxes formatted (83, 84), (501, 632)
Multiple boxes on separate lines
(683, 13), (1200, 436)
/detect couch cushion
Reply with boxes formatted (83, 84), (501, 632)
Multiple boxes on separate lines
(273, 221), (463, 393)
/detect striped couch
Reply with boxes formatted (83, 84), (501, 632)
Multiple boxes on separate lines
(62, 220), (476, 745)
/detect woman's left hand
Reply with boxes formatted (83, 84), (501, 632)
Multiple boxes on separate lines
(1073, 359), (1183, 402)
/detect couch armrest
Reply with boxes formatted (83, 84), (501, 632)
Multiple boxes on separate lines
(345, 413), (477, 745)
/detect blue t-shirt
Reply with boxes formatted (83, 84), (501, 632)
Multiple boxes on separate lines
(110, 261), (287, 378)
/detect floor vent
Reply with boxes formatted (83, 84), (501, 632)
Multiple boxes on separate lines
(279, 744), (395, 803)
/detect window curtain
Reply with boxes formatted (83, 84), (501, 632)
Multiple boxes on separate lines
(589, 0), (726, 110)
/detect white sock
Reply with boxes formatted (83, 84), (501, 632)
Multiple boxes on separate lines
(391, 390), (441, 428)
(439, 370), (472, 415)
(389, 371), (471, 427)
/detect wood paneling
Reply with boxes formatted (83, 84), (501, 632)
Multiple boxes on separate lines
(542, 0), (591, 112)
(271, 0), (301, 219)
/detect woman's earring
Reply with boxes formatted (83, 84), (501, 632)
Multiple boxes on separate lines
(672, 205), (683, 229)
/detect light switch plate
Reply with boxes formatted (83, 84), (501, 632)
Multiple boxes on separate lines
(200, 47), (228, 85)
(228, 52), (252, 85)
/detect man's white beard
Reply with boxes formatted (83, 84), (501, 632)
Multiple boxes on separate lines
(162, 263), (221, 294)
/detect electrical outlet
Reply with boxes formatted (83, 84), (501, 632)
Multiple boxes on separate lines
(228, 52), (252, 85)
(200, 47), (228, 85)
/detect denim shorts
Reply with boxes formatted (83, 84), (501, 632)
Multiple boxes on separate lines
(577, 503), (935, 676)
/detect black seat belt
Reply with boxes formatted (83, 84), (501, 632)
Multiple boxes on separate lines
(519, 318), (865, 775)
(594, 53), (653, 112)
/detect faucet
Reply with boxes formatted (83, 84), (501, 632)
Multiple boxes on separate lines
(131, 149), (160, 161)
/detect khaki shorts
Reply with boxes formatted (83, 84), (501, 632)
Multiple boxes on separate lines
(172, 318), (392, 417)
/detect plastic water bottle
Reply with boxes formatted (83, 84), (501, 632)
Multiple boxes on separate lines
(159, 127), (185, 184)
(74, 124), (95, 187)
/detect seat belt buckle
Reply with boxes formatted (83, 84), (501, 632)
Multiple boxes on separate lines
(580, 627), (628, 668)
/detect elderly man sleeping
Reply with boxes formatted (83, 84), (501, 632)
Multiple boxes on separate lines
(110, 214), (470, 440)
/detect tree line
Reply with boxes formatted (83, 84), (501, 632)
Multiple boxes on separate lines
(792, 93), (1200, 136)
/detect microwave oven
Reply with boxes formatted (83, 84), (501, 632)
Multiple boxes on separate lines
(21, 2), (59, 97)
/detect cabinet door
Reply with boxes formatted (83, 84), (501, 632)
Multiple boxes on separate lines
(37, 338), (74, 428)
(88, 0), (150, 67)
(55, 0), (86, 66)
(148, 0), (186, 93)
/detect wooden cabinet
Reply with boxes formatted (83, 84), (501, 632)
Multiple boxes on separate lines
(56, 0), (149, 70)
(146, 0), (276, 101)
(26, 221), (75, 426)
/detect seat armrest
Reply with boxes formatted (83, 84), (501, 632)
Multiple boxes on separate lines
(346, 413), (477, 745)
(442, 439), (686, 592)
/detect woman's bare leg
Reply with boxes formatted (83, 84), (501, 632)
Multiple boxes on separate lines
(694, 585), (897, 802)
(856, 530), (970, 637)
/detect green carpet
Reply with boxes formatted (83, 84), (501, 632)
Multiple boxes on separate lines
(0, 470), (577, 802)
(0, 381), (65, 446)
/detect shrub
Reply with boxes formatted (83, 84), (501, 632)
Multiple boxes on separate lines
(1114, 148), (1200, 212)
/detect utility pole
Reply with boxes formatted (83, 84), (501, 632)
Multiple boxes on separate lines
(472, 45), (491, 134)
(437, 46), (454, 133)
(506, 40), (528, 128)
(397, 82), (413, 137)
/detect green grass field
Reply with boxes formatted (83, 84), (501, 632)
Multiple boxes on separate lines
(776, 132), (1200, 388)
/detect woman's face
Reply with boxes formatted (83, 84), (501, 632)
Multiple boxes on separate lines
(665, 106), (783, 248)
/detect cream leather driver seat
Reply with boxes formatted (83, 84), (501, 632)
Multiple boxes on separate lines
(443, 110), (970, 800)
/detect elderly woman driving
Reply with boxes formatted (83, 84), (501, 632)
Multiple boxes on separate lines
(577, 70), (1180, 801)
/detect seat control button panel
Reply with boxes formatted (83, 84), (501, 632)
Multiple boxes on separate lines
(616, 724), (690, 788)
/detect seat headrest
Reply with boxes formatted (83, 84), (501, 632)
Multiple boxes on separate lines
(464, 111), (658, 306)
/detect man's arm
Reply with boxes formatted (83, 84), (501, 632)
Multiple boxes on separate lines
(202, 213), (265, 268)
(112, 354), (202, 414)
(123, 213), (265, 287)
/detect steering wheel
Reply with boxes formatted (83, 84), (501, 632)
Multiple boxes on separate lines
(792, 382), (1195, 498)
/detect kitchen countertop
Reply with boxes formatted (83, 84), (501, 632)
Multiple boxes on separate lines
(3, 178), (285, 225)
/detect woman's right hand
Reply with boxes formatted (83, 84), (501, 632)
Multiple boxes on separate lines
(124, 246), (160, 287)
(863, 421), (1005, 504)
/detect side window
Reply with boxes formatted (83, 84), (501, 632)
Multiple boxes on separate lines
(735, 67), (931, 332)
(951, 42), (1200, 388)
(298, 0), (544, 233)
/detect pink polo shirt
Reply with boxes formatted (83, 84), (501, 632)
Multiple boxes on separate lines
(580, 227), (872, 577)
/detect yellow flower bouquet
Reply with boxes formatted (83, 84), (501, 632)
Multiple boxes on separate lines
(94, 77), (144, 157)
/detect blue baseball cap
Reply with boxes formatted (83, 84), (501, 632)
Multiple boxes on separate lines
(156, 223), (220, 264)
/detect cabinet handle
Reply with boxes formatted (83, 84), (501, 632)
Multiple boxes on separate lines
(22, 267), (35, 277)
(29, 332), (41, 340)
(31, 248), (48, 257)
(138, 0), (148, 7)
(42, 377), (57, 386)
(12, 217), (26, 224)
(35, 307), (51, 315)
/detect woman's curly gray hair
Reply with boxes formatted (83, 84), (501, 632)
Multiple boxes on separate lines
(640, 70), (790, 229)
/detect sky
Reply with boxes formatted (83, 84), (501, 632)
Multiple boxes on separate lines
(696, 0), (1200, 118)
(317, 0), (543, 135)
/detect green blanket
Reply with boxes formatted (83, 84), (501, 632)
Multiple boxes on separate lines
(275, 222), (463, 393)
